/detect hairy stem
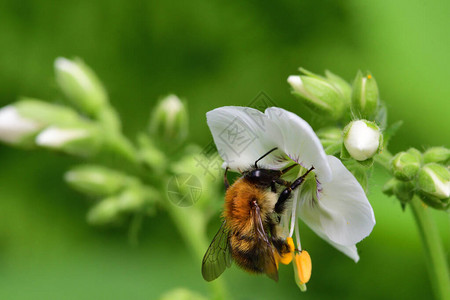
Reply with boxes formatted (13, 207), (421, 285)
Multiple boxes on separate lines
(375, 150), (450, 300)
(410, 197), (450, 300)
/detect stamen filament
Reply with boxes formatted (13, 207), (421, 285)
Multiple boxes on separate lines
(289, 189), (298, 238)
(295, 215), (302, 251)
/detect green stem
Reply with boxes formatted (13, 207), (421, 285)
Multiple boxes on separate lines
(94, 126), (230, 299)
(164, 201), (229, 300)
(375, 151), (450, 300)
(410, 197), (450, 300)
(374, 150), (393, 170)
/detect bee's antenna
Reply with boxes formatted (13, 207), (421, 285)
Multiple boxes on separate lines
(254, 147), (278, 168)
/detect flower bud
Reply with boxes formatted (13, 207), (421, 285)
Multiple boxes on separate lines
(87, 197), (122, 226)
(287, 74), (345, 120)
(406, 148), (422, 162)
(391, 151), (421, 181)
(149, 94), (188, 144)
(351, 71), (379, 119)
(324, 70), (352, 104)
(382, 178), (415, 206)
(417, 192), (449, 211)
(116, 187), (158, 213)
(0, 105), (40, 145)
(417, 163), (450, 200)
(54, 57), (108, 116)
(423, 147), (450, 164)
(0, 99), (81, 146)
(86, 187), (158, 225)
(36, 124), (102, 157)
(343, 120), (382, 161)
(64, 165), (131, 197)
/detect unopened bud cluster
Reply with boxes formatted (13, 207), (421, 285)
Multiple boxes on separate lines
(0, 57), (194, 232)
(0, 58), (118, 157)
(65, 165), (159, 225)
(288, 68), (380, 122)
(383, 147), (449, 210)
(288, 69), (386, 166)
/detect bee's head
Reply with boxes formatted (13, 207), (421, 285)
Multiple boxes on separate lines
(243, 168), (282, 187)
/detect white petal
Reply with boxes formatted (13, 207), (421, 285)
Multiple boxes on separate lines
(296, 187), (360, 261)
(206, 106), (288, 171)
(299, 155), (375, 247)
(265, 107), (332, 182)
(311, 224), (360, 262)
(36, 126), (88, 148)
(0, 106), (41, 143)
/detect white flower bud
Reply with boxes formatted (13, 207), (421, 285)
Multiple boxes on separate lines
(0, 106), (40, 144)
(149, 94), (188, 144)
(418, 163), (450, 200)
(65, 165), (132, 197)
(36, 125), (102, 157)
(55, 57), (108, 116)
(0, 99), (86, 147)
(288, 74), (345, 120)
(343, 120), (381, 161)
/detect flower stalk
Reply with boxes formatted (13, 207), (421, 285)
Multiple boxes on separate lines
(376, 151), (450, 300)
(410, 197), (450, 300)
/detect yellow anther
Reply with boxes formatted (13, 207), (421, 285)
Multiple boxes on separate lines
(367, 74), (372, 79)
(294, 250), (312, 284)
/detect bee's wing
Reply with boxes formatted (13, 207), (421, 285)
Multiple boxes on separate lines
(201, 220), (232, 281)
(251, 202), (279, 282)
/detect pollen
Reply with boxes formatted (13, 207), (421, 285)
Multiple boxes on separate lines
(287, 237), (295, 252)
(367, 74), (372, 79)
(294, 250), (312, 284)
(274, 237), (295, 266)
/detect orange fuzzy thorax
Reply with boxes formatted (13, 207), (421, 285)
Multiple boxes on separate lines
(224, 177), (276, 235)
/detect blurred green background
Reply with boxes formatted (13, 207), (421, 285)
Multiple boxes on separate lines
(0, 0), (449, 299)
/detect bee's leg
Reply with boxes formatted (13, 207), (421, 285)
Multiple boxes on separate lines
(272, 236), (291, 255)
(275, 167), (314, 214)
(224, 167), (230, 190)
(280, 163), (297, 175)
(271, 181), (277, 193)
(275, 178), (290, 187)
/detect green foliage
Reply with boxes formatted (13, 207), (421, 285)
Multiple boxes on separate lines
(0, 1), (449, 300)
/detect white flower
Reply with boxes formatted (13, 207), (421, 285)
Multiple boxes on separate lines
(0, 105), (41, 144)
(206, 106), (375, 264)
(343, 120), (381, 161)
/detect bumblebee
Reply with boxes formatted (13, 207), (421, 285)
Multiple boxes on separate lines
(202, 147), (314, 282)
